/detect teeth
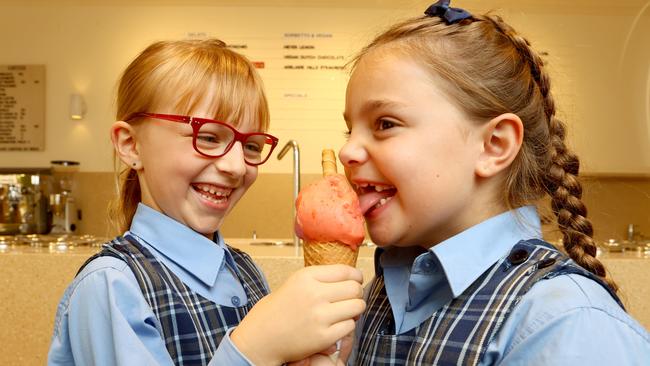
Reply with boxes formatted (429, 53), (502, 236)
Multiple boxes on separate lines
(374, 184), (394, 192)
(194, 184), (231, 200)
(354, 182), (395, 192)
(375, 196), (392, 209)
(198, 190), (227, 204)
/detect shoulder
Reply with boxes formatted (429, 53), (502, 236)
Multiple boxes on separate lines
(62, 254), (141, 310)
(519, 273), (638, 327)
(485, 273), (650, 364)
(52, 253), (151, 338)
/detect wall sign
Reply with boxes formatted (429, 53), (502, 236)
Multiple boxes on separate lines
(0, 65), (45, 151)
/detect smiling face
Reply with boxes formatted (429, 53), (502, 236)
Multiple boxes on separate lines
(339, 49), (490, 248)
(134, 83), (258, 237)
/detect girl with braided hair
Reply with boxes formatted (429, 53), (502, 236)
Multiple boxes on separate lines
(337, 1), (650, 364)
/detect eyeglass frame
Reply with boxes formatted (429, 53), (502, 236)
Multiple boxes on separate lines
(125, 112), (279, 166)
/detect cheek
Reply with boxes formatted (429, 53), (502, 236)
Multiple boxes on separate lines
(243, 167), (258, 188)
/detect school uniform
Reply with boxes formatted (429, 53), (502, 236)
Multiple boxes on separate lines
(352, 206), (650, 365)
(48, 203), (266, 366)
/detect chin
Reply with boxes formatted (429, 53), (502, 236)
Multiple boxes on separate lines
(190, 221), (222, 238)
(367, 228), (394, 247)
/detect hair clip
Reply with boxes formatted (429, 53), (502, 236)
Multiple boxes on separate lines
(424, 0), (472, 25)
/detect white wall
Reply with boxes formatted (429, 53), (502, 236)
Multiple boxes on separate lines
(0, 1), (648, 174)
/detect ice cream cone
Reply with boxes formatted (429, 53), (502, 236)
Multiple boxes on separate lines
(301, 149), (360, 267)
(322, 149), (337, 177)
(303, 241), (359, 267)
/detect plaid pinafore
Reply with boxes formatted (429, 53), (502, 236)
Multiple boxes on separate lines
(79, 235), (269, 365)
(354, 239), (622, 366)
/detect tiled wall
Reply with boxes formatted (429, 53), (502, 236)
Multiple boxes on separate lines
(76, 172), (649, 243)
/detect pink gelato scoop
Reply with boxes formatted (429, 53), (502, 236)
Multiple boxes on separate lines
(295, 174), (365, 250)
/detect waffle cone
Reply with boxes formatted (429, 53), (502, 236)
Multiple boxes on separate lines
(321, 149), (337, 177)
(304, 241), (358, 267)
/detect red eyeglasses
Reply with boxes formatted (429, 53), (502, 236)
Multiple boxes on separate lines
(126, 113), (279, 166)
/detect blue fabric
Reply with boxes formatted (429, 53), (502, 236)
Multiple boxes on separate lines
(48, 203), (257, 365)
(360, 206), (650, 365)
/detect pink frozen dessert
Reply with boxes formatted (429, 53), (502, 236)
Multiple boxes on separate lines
(295, 149), (365, 266)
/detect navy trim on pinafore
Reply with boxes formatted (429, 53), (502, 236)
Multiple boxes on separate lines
(78, 235), (269, 366)
(354, 239), (623, 366)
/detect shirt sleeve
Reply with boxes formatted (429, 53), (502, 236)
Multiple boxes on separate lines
(209, 328), (254, 366)
(48, 257), (174, 366)
(484, 274), (650, 365)
(498, 306), (650, 365)
(47, 257), (259, 366)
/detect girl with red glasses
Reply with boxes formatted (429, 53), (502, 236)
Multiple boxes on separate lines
(48, 38), (364, 366)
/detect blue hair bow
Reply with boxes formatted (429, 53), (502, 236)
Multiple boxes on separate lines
(424, 0), (472, 24)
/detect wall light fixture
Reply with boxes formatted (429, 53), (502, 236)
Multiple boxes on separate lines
(69, 94), (87, 120)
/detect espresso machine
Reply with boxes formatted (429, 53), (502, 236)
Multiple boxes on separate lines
(0, 168), (52, 235)
(49, 160), (80, 233)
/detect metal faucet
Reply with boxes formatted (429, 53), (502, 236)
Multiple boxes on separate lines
(628, 224), (636, 242)
(277, 140), (301, 251)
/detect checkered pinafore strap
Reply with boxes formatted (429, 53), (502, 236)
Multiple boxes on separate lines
(80, 236), (269, 366)
(354, 239), (622, 366)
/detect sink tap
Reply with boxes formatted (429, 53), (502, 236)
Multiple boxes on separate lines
(277, 140), (301, 251)
(628, 224), (636, 242)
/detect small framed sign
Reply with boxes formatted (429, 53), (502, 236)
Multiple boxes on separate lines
(0, 65), (45, 151)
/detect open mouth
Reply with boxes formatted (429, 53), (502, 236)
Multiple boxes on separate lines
(191, 183), (232, 205)
(354, 182), (397, 216)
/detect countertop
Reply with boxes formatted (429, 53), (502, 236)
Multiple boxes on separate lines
(1, 239), (649, 365)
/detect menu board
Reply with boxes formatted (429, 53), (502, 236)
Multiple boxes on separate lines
(0, 65), (45, 151)
(223, 32), (350, 131)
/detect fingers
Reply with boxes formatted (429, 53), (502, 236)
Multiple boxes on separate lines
(337, 333), (355, 364)
(321, 280), (364, 303)
(305, 264), (363, 284)
(287, 360), (311, 366)
(320, 343), (338, 355)
(323, 299), (366, 325)
(326, 318), (358, 341)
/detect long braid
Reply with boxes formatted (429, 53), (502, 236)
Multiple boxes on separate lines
(483, 15), (618, 292)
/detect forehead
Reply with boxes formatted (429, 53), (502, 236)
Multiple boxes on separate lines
(345, 52), (441, 108)
(158, 82), (262, 131)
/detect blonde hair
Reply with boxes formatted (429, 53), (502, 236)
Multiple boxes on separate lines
(354, 14), (617, 292)
(109, 38), (270, 234)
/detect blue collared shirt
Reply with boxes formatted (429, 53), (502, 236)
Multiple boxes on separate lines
(48, 203), (258, 365)
(366, 206), (650, 364)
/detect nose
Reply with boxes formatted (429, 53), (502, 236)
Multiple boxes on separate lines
(214, 141), (248, 177)
(339, 132), (368, 168)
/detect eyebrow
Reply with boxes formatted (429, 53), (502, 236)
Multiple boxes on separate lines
(343, 99), (407, 122)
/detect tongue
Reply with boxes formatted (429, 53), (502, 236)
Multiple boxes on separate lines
(358, 190), (394, 215)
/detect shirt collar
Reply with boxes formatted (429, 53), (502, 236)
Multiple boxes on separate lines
(430, 205), (542, 297)
(128, 203), (234, 287)
(376, 206), (542, 294)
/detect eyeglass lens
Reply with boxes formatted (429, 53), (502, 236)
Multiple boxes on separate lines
(196, 123), (271, 164)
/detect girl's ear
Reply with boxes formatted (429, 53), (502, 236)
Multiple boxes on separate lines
(475, 113), (524, 178)
(110, 121), (142, 170)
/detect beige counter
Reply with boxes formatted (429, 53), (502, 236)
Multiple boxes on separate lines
(1, 240), (648, 365)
